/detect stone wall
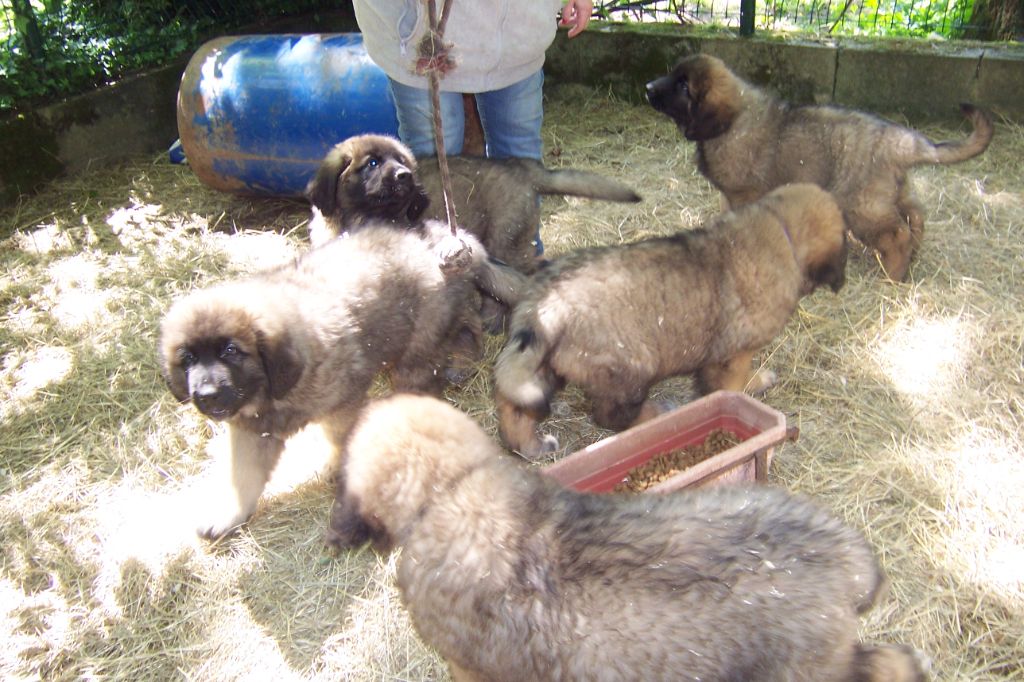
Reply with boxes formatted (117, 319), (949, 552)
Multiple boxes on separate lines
(545, 26), (1024, 122)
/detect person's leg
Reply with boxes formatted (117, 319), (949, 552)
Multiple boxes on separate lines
(388, 78), (465, 156)
(474, 69), (546, 255)
(474, 69), (544, 160)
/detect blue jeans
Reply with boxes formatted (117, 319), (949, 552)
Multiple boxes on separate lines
(389, 70), (546, 254)
(388, 69), (545, 160)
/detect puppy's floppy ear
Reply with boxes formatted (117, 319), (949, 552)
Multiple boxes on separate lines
(158, 328), (192, 402)
(161, 351), (191, 403)
(257, 329), (304, 400)
(682, 61), (740, 142)
(685, 87), (736, 142)
(406, 179), (431, 222)
(305, 146), (352, 216)
(809, 236), (849, 293)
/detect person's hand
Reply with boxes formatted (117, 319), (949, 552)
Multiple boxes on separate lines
(560, 0), (592, 38)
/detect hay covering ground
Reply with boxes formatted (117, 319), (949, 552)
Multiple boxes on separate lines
(1, 82), (1022, 681)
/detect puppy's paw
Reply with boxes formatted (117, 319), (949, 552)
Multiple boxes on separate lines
(747, 369), (777, 395)
(195, 504), (251, 541)
(325, 498), (373, 552)
(436, 236), (474, 277)
(854, 644), (931, 682)
(550, 400), (572, 418)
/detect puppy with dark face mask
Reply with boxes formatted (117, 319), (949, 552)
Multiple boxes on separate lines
(159, 225), (502, 540)
(304, 133), (642, 273)
(305, 134), (431, 246)
(646, 53), (993, 281)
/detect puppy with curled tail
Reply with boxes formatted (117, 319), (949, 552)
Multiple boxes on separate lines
(646, 53), (994, 281)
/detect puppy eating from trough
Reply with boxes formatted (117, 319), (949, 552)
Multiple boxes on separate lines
(645, 53), (994, 282)
(326, 393), (929, 682)
(158, 225), (514, 540)
(494, 183), (848, 460)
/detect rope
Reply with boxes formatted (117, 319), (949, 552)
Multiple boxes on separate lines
(415, 0), (460, 238)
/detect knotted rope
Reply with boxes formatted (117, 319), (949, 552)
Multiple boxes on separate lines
(414, 0), (474, 275)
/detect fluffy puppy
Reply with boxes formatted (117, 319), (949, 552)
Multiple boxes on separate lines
(326, 393), (928, 682)
(493, 183), (847, 459)
(305, 133), (642, 273)
(646, 53), (994, 281)
(304, 132), (528, 363)
(159, 227), (497, 539)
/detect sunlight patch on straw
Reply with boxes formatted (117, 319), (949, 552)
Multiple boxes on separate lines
(87, 482), (209, 611)
(922, 424), (1024, 601)
(211, 230), (300, 272)
(188, 601), (302, 681)
(106, 201), (169, 249)
(40, 255), (118, 331)
(871, 314), (968, 400)
(14, 225), (82, 255)
(3, 345), (74, 404)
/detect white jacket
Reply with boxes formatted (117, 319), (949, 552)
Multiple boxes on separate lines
(353, 0), (567, 93)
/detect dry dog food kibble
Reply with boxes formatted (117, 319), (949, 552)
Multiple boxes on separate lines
(613, 429), (741, 492)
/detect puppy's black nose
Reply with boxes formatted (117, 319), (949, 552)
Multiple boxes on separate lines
(192, 384), (236, 418)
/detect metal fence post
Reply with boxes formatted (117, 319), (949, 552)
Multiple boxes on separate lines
(740, 0), (756, 35)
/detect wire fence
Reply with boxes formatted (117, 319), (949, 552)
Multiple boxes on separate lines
(599, 0), (979, 37)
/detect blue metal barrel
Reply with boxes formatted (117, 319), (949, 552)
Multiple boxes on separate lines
(177, 33), (399, 197)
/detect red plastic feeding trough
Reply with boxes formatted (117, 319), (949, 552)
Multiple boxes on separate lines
(544, 391), (796, 494)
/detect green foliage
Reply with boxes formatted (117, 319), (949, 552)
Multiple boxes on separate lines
(838, 0), (976, 36)
(1, 2), (209, 114)
(0, 0), (334, 116)
(593, 0), (979, 37)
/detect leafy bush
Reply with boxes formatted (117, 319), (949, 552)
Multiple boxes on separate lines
(0, 0), (333, 116)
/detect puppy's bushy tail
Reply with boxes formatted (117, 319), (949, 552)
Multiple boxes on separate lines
(495, 324), (551, 411)
(529, 166), (643, 204)
(911, 103), (994, 166)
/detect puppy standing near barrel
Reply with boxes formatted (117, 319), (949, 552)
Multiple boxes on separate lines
(326, 393), (929, 682)
(645, 53), (994, 281)
(494, 183), (848, 459)
(158, 226), (507, 539)
(304, 133), (642, 273)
